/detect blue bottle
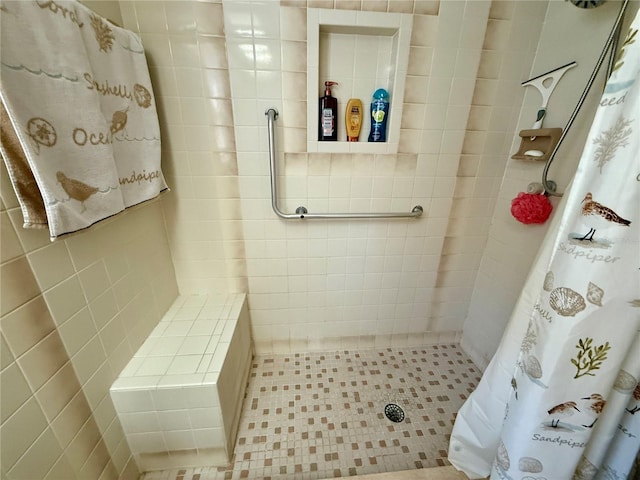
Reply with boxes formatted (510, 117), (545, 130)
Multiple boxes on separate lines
(368, 88), (389, 142)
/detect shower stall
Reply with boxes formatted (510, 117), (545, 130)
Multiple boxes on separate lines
(1, 0), (636, 479)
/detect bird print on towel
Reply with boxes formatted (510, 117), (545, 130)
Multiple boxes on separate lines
(56, 172), (98, 212)
(577, 192), (631, 242)
(581, 393), (606, 428)
(547, 400), (580, 428)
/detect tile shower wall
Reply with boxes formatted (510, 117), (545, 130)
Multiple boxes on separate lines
(230, 2), (500, 351)
(228, 0), (495, 352)
(461, 0), (640, 369)
(118, 0), (562, 354)
(0, 4), (179, 479)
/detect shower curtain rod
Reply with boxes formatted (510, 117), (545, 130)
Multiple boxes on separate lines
(265, 108), (424, 220)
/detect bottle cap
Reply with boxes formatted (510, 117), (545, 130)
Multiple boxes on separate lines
(373, 88), (389, 99)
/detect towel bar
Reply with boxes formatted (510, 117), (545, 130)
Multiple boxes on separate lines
(265, 108), (423, 220)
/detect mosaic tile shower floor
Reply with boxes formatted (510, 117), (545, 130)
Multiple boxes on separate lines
(140, 344), (481, 480)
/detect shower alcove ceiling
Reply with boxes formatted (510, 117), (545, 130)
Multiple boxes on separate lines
(306, 8), (412, 154)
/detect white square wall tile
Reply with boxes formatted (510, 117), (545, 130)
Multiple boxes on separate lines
(153, 387), (188, 411)
(157, 409), (192, 432)
(128, 432), (166, 454)
(110, 390), (154, 414)
(228, 70), (257, 99)
(251, 2), (281, 39)
(120, 412), (161, 434)
(254, 40), (282, 70)
(167, 355), (203, 375)
(150, 337), (184, 357)
(189, 407), (222, 429)
(193, 428), (224, 449)
(226, 38), (256, 69)
(27, 242), (75, 291)
(178, 336), (210, 355)
(136, 356), (173, 376)
(119, 357), (145, 377)
(43, 276), (86, 327)
(163, 430), (196, 452)
(77, 261), (110, 303)
(209, 342), (230, 372)
(57, 308), (97, 357)
(256, 71), (283, 100)
(133, 2), (167, 33)
(223, 1), (253, 38)
(189, 320), (218, 336)
(185, 385), (219, 409)
(164, 322), (194, 336)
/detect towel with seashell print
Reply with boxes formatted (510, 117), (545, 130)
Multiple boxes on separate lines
(450, 7), (640, 480)
(0, 0), (166, 239)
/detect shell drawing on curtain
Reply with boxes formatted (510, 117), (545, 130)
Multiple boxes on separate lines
(449, 9), (640, 480)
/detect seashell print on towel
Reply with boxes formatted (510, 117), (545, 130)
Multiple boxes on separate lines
(549, 287), (587, 317)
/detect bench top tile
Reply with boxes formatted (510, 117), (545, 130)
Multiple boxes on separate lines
(112, 294), (245, 391)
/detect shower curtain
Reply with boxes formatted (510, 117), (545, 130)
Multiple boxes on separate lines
(449, 10), (640, 480)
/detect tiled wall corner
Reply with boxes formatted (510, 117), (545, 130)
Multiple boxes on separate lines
(120, 0), (248, 297)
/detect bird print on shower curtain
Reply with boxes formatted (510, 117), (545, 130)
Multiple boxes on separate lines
(576, 192), (631, 242)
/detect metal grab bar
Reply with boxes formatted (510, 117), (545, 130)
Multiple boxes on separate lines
(265, 108), (424, 220)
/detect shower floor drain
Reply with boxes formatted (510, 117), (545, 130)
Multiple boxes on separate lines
(384, 403), (405, 423)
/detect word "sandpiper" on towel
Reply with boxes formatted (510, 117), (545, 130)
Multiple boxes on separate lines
(119, 170), (162, 186)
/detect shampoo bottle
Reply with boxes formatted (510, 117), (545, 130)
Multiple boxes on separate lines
(367, 88), (389, 142)
(345, 98), (363, 142)
(318, 81), (338, 141)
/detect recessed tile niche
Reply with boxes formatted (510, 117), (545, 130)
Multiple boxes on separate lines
(306, 9), (412, 154)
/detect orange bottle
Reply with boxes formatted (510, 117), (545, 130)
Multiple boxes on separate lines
(345, 98), (363, 141)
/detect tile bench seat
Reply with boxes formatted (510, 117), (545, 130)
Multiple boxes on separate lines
(110, 294), (252, 472)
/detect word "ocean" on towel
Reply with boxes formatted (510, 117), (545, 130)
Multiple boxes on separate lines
(73, 127), (113, 146)
(119, 170), (161, 186)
